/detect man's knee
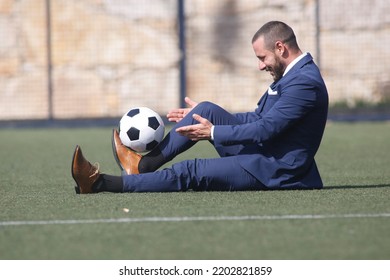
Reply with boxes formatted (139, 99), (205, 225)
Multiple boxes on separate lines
(193, 101), (222, 116)
(196, 101), (217, 110)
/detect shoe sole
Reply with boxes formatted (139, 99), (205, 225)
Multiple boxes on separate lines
(111, 129), (125, 173)
(71, 145), (81, 194)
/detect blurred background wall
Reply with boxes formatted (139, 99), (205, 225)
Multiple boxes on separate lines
(0, 0), (389, 120)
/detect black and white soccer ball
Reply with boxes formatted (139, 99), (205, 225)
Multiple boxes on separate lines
(119, 107), (165, 153)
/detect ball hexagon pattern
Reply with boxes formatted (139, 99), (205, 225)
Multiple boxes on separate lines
(119, 107), (165, 153)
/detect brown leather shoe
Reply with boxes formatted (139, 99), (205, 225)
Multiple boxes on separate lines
(112, 129), (142, 175)
(71, 145), (100, 194)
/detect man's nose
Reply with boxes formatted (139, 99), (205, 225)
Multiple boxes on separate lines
(258, 61), (266, 71)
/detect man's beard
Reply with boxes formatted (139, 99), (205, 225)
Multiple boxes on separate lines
(268, 57), (285, 82)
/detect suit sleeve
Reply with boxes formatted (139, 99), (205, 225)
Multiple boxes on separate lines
(214, 76), (318, 146)
(233, 112), (261, 123)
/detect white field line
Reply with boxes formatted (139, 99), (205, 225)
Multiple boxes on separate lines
(1, 213), (390, 227)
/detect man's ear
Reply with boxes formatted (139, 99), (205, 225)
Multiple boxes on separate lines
(275, 41), (286, 56)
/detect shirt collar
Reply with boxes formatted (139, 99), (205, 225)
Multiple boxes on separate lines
(283, 52), (308, 76)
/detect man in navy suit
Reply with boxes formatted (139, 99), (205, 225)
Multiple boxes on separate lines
(71, 21), (328, 194)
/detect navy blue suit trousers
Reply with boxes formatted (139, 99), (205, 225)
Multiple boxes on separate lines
(122, 102), (265, 192)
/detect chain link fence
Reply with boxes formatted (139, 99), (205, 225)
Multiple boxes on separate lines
(0, 0), (389, 121)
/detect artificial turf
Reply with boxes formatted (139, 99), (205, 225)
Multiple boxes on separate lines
(0, 122), (389, 259)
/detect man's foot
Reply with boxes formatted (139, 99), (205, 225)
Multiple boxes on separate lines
(112, 129), (142, 175)
(71, 145), (100, 194)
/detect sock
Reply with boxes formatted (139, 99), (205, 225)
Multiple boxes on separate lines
(138, 148), (166, 173)
(93, 174), (124, 193)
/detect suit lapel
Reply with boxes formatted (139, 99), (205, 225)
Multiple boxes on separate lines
(256, 81), (276, 114)
(256, 53), (314, 115)
(256, 91), (268, 114)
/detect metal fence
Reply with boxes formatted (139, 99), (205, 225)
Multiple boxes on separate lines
(0, 0), (389, 121)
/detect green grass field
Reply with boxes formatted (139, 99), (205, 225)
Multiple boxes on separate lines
(0, 122), (389, 260)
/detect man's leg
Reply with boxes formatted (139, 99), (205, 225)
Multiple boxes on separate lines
(72, 145), (263, 194)
(139, 101), (244, 173)
(124, 156), (265, 192)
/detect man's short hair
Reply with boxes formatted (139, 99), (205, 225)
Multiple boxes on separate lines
(252, 21), (299, 51)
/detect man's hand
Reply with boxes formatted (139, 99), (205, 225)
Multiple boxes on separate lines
(176, 114), (213, 141)
(167, 97), (198, 123)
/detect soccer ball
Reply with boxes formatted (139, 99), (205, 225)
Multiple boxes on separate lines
(119, 107), (165, 153)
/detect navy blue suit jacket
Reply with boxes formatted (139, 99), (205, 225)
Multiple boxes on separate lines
(213, 53), (328, 189)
